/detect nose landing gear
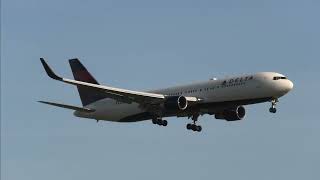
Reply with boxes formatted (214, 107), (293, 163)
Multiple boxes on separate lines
(269, 99), (278, 113)
(186, 114), (202, 132)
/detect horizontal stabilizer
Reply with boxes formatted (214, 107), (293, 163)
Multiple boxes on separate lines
(38, 101), (95, 113)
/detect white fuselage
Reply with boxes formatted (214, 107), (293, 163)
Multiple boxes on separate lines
(74, 72), (293, 122)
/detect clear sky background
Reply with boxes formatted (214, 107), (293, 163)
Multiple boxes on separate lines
(1, 0), (320, 180)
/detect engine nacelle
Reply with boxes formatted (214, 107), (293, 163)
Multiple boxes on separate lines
(215, 106), (246, 121)
(164, 96), (188, 111)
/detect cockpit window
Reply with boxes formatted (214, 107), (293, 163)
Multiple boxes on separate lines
(273, 76), (287, 80)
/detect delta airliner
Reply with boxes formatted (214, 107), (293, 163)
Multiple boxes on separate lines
(39, 58), (293, 132)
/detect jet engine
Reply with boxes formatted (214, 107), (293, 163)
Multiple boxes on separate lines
(164, 96), (188, 111)
(215, 106), (246, 121)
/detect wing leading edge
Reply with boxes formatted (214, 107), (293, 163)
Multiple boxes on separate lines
(40, 58), (200, 106)
(40, 58), (167, 105)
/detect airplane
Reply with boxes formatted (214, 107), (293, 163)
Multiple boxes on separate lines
(39, 58), (294, 132)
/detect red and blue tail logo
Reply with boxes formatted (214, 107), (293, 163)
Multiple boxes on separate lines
(69, 59), (107, 106)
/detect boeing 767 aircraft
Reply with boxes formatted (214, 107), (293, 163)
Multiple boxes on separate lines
(39, 58), (293, 132)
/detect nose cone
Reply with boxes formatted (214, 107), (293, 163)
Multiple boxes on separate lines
(286, 80), (294, 92)
(281, 80), (294, 94)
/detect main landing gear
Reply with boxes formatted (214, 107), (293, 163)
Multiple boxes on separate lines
(152, 118), (168, 126)
(186, 114), (202, 132)
(269, 99), (278, 113)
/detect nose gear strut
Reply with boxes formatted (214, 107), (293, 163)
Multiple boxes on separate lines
(269, 99), (278, 113)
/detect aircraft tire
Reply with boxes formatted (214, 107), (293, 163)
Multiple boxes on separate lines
(196, 125), (202, 132)
(269, 108), (277, 113)
(152, 119), (158, 124)
(162, 120), (168, 126)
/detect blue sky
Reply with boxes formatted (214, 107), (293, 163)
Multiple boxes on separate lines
(1, 0), (320, 179)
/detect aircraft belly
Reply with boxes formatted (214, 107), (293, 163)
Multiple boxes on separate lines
(97, 103), (144, 121)
(77, 101), (144, 122)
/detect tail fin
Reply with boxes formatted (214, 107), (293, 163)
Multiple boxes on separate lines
(69, 59), (107, 106)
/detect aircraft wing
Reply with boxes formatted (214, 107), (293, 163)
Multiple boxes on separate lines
(40, 58), (200, 105)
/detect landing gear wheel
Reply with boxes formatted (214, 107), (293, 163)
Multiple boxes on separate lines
(152, 119), (157, 124)
(152, 118), (168, 126)
(269, 108), (277, 113)
(189, 124), (202, 132)
(196, 125), (202, 132)
(186, 114), (202, 132)
(191, 124), (197, 131)
(162, 120), (168, 126)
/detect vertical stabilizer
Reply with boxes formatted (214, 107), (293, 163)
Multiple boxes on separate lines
(69, 59), (107, 106)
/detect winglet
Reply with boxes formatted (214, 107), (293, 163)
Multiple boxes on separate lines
(40, 58), (63, 80)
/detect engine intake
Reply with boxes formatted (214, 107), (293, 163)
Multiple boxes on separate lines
(164, 96), (188, 111)
(215, 106), (246, 121)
